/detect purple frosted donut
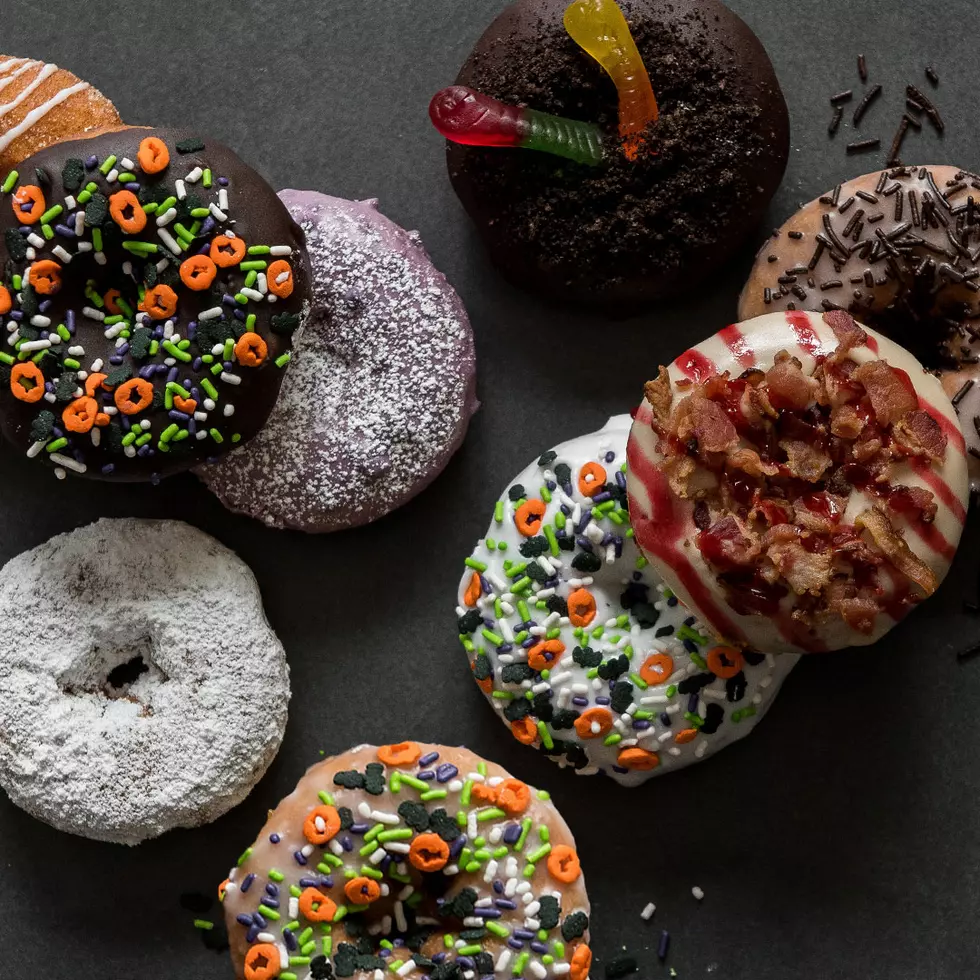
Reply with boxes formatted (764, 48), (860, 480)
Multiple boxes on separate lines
(196, 192), (478, 532)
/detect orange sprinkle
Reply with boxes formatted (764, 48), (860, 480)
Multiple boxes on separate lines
(377, 742), (422, 767)
(409, 832), (450, 872)
(95, 412), (111, 427)
(706, 645), (745, 679)
(547, 844), (582, 883)
(137, 135), (170, 174)
(344, 876), (381, 904)
(674, 728), (699, 744)
(298, 886), (337, 923)
(617, 747), (660, 771)
(113, 377), (154, 415)
(566, 588), (596, 627)
(0, 284), (10, 315)
(639, 653), (674, 686)
(514, 498), (546, 537)
(528, 638), (565, 672)
(244, 942), (280, 980)
(103, 288), (123, 314)
(62, 396), (99, 434)
(267, 259), (294, 298)
(217, 878), (230, 902)
(463, 571), (481, 607)
(234, 331), (268, 368)
(570, 944), (592, 980)
(84, 373), (108, 397)
(10, 362), (45, 403)
(210, 233), (247, 267)
(511, 716), (538, 744)
(141, 283), (178, 320)
(470, 783), (498, 805)
(578, 461), (607, 497)
(302, 805), (341, 846)
(573, 707), (613, 740)
(27, 259), (62, 295)
(472, 660), (493, 695)
(109, 189), (147, 234)
(173, 395), (197, 414)
(495, 778), (531, 816)
(180, 253), (217, 291)
(11, 184), (45, 224)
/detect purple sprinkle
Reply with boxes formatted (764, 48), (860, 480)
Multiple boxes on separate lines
(600, 532), (614, 547)
(658, 930), (670, 960)
(432, 954), (447, 965)
(379, 949), (391, 960)
(200, 216), (216, 235)
(218, 176), (229, 185)
(137, 444), (152, 457)
(341, 837), (353, 852)
(419, 751), (440, 767)
(149, 471), (161, 484)
(18, 224), (31, 233)
(139, 365), (155, 379)
(319, 876), (334, 890)
(575, 510), (592, 533)
(293, 851), (308, 866)
(417, 770), (435, 781)
(166, 366), (179, 383)
(502, 824), (521, 844)
(152, 325), (165, 339)
(108, 355), (124, 365)
(514, 929), (535, 941)
(264, 883), (279, 897)
(572, 696), (589, 707)
(393, 939), (405, 948)
(236, 914), (252, 927)
(560, 503), (571, 516)
(480, 575), (491, 595)
(187, 419), (197, 436)
(222, 293), (236, 305)
(633, 719), (652, 730)
(576, 536), (593, 552)
(116, 343), (130, 356)
(66, 310), (75, 332)
(614, 538), (624, 559)
(660, 712), (672, 726)
(530, 943), (549, 955)
(380, 854), (393, 872)
(546, 479), (557, 491)
(507, 939), (524, 951)
(595, 696), (611, 706)
(611, 765), (629, 774)
(9, 310), (21, 321)
(687, 694), (699, 713)
(283, 929), (298, 952)
(350, 823), (370, 835)
(245, 925), (260, 943)
(120, 416), (131, 432)
(592, 491), (612, 503)
(187, 320), (198, 340)
(125, 182), (141, 192)
(299, 878), (318, 888)
(521, 637), (536, 649)
(615, 470), (627, 488)
(253, 912), (267, 929)
(101, 463), (115, 475)
(192, 357), (203, 371)
(85, 155), (98, 169)
(39, 330), (49, 340)
(233, 308), (246, 321)
(495, 898), (517, 910)
(262, 897), (280, 909)
(449, 835), (467, 860)
(473, 908), (502, 919)
(458, 958), (475, 971)
(54, 223), (75, 238)
(605, 451), (616, 463)
(436, 763), (458, 783)
(492, 881), (504, 895)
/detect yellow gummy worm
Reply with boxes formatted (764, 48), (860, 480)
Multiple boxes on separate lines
(563, 0), (659, 137)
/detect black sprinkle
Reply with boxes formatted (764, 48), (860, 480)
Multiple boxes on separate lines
(333, 770), (365, 789)
(363, 762), (385, 795)
(538, 450), (557, 466)
(571, 551), (602, 573)
(4, 227), (27, 262)
(538, 896), (561, 930)
(605, 957), (638, 980)
(84, 192), (109, 228)
(175, 137), (206, 153)
(561, 911), (589, 941)
(61, 157), (84, 191)
(29, 410), (55, 443)
(270, 311), (301, 335)
(508, 484), (526, 502)
(572, 645), (602, 668)
(429, 808), (461, 842)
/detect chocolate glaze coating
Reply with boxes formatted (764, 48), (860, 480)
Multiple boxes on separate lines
(447, 0), (789, 313)
(197, 192), (478, 533)
(0, 127), (311, 481)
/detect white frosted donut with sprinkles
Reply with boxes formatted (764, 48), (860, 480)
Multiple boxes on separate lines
(0, 518), (289, 845)
(221, 742), (591, 980)
(456, 416), (797, 786)
(627, 310), (969, 655)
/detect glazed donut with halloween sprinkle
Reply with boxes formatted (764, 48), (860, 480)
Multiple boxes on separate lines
(0, 56), (121, 171)
(457, 415), (797, 786)
(738, 165), (980, 479)
(222, 742), (591, 980)
(627, 310), (968, 655)
(0, 127), (311, 481)
(0, 518), (289, 846)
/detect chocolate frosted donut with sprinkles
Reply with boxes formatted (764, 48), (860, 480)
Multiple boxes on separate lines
(738, 165), (980, 484)
(198, 191), (477, 532)
(457, 415), (797, 785)
(221, 742), (591, 980)
(0, 127), (311, 481)
(627, 311), (969, 655)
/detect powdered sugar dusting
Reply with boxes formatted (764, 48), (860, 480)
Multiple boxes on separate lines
(196, 191), (478, 532)
(0, 519), (289, 845)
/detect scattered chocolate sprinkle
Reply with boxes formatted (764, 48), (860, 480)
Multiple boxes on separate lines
(829, 107), (844, 136)
(847, 138), (881, 154)
(926, 66), (940, 86)
(856, 190), (879, 204)
(956, 642), (980, 662)
(830, 90), (854, 105)
(887, 116), (910, 167)
(858, 54), (868, 83)
(952, 379), (975, 408)
(839, 196), (856, 214)
(906, 84), (945, 133)
(832, 183), (842, 206)
(788, 230), (804, 240)
(853, 84), (883, 125)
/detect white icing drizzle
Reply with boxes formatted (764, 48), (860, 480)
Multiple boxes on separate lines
(0, 79), (90, 155)
(0, 59), (37, 94)
(0, 57), (29, 75)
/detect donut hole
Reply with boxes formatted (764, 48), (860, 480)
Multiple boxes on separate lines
(57, 632), (169, 715)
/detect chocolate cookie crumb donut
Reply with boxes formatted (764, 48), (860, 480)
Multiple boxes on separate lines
(0, 128), (311, 481)
(198, 192), (477, 532)
(738, 166), (980, 474)
(0, 519), (289, 845)
(0, 56), (121, 170)
(446, 0), (789, 312)
(457, 415), (797, 784)
(222, 742), (591, 980)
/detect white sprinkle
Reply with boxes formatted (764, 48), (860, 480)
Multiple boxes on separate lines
(396, 961), (415, 977)
(74, 212), (85, 236)
(120, 157), (134, 170)
(185, 166), (203, 184)
(256, 932), (275, 943)
(209, 202), (227, 221)
(692, 886), (704, 901)
(106, 168), (118, 183)
(369, 847), (386, 865)
(175, 178), (186, 200)
(275, 270), (290, 285)
(552, 966), (571, 976)
(270, 245), (292, 256)
(301, 844), (314, 857)
(529, 963), (547, 979)
(371, 809), (400, 825)
(43, 392), (56, 403)
(26, 440), (45, 458)
(199, 307), (224, 321)
(76, 241), (92, 253)
(329, 839), (344, 856)
(64, 194), (76, 210)
(218, 188), (229, 211)
(158, 228), (181, 255)
(29, 316), (50, 328)
(220, 371), (242, 386)
(49, 453), (86, 473)
(27, 232), (45, 248)
(288, 896), (299, 919)
(495, 950), (512, 974)
(94, 252), (106, 265)
(155, 207), (177, 227)
(257, 272), (268, 293)
(53, 467), (66, 479)
(90, 358), (104, 372)
(641, 902), (656, 921)
(241, 287), (264, 302)
(18, 339), (50, 352)
(203, 398), (216, 412)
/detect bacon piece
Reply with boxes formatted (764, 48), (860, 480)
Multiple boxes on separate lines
(830, 403), (866, 440)
(727, 448), (779, 479)
(823, 310), (868, 355)
(781, 439), (833, 482)
(855, 508), (938, 596)
(663, 455), (717, 499)
(836, 595), (880, 634)
(696, 515), (761, 571)
(891, 409), (947, 460)
(854, 361), (918, 426)
(766, 351), (817, 410)
(675, 394), (738, 454)
(887, 485), (938, 523)
(644, 367), (673, 432)
(741, 384), (779, 427)
(765, 534), (834, 596)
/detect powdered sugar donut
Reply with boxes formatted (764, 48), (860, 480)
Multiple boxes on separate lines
(0, 518), (289, 845)
(222, 742), (591, 980)
(627, 310), (969, 654)
(197, 191), (478, 532)
(457, 416), (797, 786)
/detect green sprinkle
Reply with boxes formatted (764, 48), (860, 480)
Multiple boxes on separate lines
(630, 673), (649, 690)
(444, 934), (455, 949)
(99, 154), (117, 174)
(122, 240), (158, 255)
(209, 428), (225, 444)
(465, 556), (488, 572)
(240, 260), (268, 271)
(158, 195), (177, 213)
(511, 576), (532, 593)
(461, 781), (473, 806)
(513, 952), (530, 976)
(1, 170), (18, 193)
(537, 721), (553, 750)
(482, 628), (504, 648)
(275, 352), (292, 368)
(399, 774), (428, 792)
(544, 524), (559, 556)
(193, 919), (213, 930)
(516, 818), (532, 851)
(63, 357), (80, 370)
(41, 223), (54, 240)
(142, 202), (159, 214)
(45, 437), (68, 453)
(540, 485), (552, 503)
(248, 244), (271, 255)
(121, 432), (137, 447)
(666, 684), (677, 698)
(378, 828), (413, 842)
(458, 945), (483, 956)
(526, 843), (551, 863)
(91, 228), (103, 252)
(636, 555), (648, 569)
(268, 869), (285, 882)
(359, 865), (384, 880)
(477, 807), (506, 822)
(257, 903), (280, 921)
(0, 352), (13, 366)
(39, 204), (63, 224)
(116, 172), (137, 183)
(364, 823), (384, 843)
(603, 733), (622, 746)
(190, 207), (211, 218)
(162, 340), (192, 363)
(538, 825), (550, 843)
(56, 324), (71, 342)
(203, 168), (213, 188)
(290, 885), (302, 898)
(200, 377), (218, 401)
(486, 921), (510, 939)
(420, 789), (448, 802)
(318, 790), (335, 805)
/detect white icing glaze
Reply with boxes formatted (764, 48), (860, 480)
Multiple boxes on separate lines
(0, 519), (289, 845)
(627, 311), (969, 655)
(458, 415), (797, 786)
(0, 62), (59, 120)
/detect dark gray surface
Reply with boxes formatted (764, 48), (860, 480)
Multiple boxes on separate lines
(1, 2), (979, 977)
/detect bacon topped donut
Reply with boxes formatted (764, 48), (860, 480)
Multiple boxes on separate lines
(626, 310), (969, 654)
